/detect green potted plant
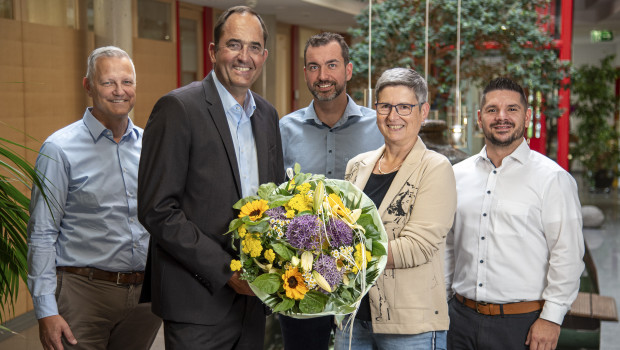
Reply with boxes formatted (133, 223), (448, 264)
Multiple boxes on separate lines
(571, 55), (620, 190)
(0, 133), (50, 327)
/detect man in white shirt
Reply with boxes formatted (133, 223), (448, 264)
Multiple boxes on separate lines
(445, 77), (585, 350)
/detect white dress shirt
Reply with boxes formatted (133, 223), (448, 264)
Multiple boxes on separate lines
(445, 139), (585, 325)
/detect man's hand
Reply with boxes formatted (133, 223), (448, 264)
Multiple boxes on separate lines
(227, 271), (255, 296)
(525, 318), (560, 350)
(38, 315), (77, 350)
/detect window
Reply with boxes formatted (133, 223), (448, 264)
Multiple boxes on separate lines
(0, 0), (13, 19)
(138, 0), (171, 41)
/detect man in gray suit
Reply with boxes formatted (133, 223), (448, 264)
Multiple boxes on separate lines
(138, 6), (284, 349)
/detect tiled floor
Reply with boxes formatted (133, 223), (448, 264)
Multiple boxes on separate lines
(2, 177), (619, 350)
(578, 182), (620, 349)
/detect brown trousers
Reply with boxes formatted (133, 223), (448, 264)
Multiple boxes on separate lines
(56, 271), (161, 350)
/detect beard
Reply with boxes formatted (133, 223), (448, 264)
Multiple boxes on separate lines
(309, 80), (345, 102)
(482, 121), (525, 147)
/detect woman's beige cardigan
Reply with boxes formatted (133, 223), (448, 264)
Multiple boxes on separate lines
(344, 137), (457, 334)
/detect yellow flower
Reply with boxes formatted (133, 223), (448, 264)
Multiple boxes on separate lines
(264, 249), (275, 263)
(297, 182), (312, 195)
(282, 267), (309, 300)
(239, 199), (269, 221)
(238, 225), (247, 238)
(287, 179), (296, 191)
(327, 193), (351, 218)
(352, 243), (372, 273)
(242, 234), (263, 258)
(285, 193), (313, 213)
(230, 259), (242, 271)
(285, 210), (295, 219)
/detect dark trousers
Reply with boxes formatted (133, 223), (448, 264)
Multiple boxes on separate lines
(447, 297), (540, 350)
(163, 294), (265, 350)
(279, 315), (334, 350)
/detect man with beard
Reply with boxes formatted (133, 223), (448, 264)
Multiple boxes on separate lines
(278, 32), (383, 349)
(444, 77), (584, 350)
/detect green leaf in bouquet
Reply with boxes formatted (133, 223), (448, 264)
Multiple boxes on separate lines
(365, 238), (373, 252)
(250, 273), (281, 294)
(226, 218), (244, 234)
(292, 173), (312, 186)
(233, 195), (261, 209)
(257, 182), (277, 199)
(356, 214), (374, 230)
(339, 288), (354, 304)
(271, 243), (294, 261)
(299, 291), (329, 314)
(272, 297), (295, 313)
(294, 163), (301, 175)
(245, 220), (269, 233)
(371, 240), (387, 257)
(269, 194), (294, 208)
(361, 205), (376, 215)
(325, 183), (340, 197)
(365, 264), (380, 286)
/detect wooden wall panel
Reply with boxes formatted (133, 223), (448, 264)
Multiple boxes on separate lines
(133, 37), (177, 128)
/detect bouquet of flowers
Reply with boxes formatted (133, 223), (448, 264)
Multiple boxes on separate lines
(228, 165), (388, 318)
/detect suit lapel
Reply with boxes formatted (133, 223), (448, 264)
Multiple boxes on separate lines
(202, 73), (242, 198)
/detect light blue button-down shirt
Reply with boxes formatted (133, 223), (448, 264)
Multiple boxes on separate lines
(27, 108), (148, 319)
(212, 72), (259, 197)
(279, 95), (384, 179)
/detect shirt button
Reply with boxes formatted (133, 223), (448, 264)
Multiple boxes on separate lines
(328, 150), (332, 153)
(493, 170), (497, 174)
(481, 237), (485, 240)
(328, 171), (332, 175)
(479, 283), (483, 287)
(482, 213), (487, 217)
(486, 190), (491, 194)
(480, 260), (484, 263)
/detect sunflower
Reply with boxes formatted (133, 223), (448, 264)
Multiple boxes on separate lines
(282, 267), (309, 300)
(239, 199), (269, 221)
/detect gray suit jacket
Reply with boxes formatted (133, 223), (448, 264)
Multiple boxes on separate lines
(138, 72), (284, 324)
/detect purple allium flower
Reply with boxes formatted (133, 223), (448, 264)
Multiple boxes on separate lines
(265, 206), (287, 220)
(286, 215), (322, 250)
(326, 218), (353, 247)
(314, 254), (343, 293)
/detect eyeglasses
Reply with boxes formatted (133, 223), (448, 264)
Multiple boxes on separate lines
(374, 102), (424, 116)
(222, 41), (264, 55)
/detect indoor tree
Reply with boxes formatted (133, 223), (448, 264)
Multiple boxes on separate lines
(349, 0), (569, 151)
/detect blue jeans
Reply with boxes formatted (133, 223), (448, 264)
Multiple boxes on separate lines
(334, 318), (447, 350)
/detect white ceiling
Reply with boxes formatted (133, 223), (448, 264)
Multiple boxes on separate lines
(184, 0), (366, 33)
(185, 0), (620, 38)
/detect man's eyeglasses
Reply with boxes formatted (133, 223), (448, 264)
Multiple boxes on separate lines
(222, 41), (264, 55)
(374, 103), (424, 116)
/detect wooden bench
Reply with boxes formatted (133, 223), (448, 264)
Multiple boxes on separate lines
(568, 292), (618, 322)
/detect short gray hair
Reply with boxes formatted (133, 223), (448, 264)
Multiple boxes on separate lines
(85, 46), (135, 88)
(375, 68), (427, 106)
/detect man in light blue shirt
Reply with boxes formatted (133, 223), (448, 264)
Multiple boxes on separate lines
(280, 33), (383, 180)
(278, 32), (384, 350)
(27, 46), (161, 350)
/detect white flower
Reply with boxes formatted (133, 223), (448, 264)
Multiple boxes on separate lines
(290, 255), (300, 267)
(301, 251), (314, 271)
(312, 270), (332, 293)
